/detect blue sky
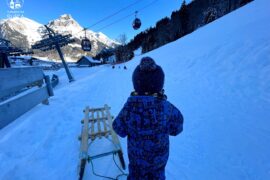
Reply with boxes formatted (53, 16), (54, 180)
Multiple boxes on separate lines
(0, 0), (189, 41)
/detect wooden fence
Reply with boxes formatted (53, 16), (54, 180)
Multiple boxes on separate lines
(0, 67), (54, 129)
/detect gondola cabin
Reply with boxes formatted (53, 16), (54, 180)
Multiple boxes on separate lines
(81, 38), (91, 52)
(132, 18), (141, 30)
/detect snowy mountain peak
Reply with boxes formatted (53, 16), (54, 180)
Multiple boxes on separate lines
(48, 14), (83, 34)
(1, 16), (43, 30)
(48, 14), (120, 47)
(0, 14), (119, 61)
(0, 17), (43, 45)
(59, 14), (73, 20)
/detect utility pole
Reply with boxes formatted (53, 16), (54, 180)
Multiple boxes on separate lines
(32, 25), (75, 82)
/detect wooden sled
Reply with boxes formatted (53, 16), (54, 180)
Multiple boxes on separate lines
(78, 104), (126, 180)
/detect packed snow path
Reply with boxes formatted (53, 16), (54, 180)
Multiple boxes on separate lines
(1, 0), (270, 179)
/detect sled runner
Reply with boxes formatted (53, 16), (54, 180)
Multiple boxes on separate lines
(78, 104), (126, 180)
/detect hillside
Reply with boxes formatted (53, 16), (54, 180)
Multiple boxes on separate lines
(0, 0), (269, 179)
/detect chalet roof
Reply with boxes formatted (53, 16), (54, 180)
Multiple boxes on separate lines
(77, 56), (101, 64)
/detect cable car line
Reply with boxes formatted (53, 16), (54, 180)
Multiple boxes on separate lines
(95, 12), (134, 32)
(72, 0), (142, 36)
(88, 0), (142, 29)
(95, 0), (159, 32)
(69, 0), (159, 52)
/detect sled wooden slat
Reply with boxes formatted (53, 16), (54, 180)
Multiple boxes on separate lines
(80, 107), (89, 157)
(81, 116), (112, 123)
(89, 130), (111, 140)
(90, 110), (95, 139)
(89, 107), (110, 112)
(101, 109), (108, 137)
(78, 107), (90, 180)
(104, 104), (122, 150)
(97, 111), (102, 138)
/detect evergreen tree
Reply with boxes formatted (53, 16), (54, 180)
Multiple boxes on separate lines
(179, 0), (188, 35)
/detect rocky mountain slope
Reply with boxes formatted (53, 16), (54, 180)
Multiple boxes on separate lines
(0, 14), (119, 61)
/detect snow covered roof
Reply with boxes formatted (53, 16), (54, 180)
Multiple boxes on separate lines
(77, 56), (101, 64)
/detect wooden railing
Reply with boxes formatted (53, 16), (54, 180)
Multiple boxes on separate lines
(0, 67), (54, 129)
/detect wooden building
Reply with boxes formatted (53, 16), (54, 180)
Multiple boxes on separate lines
(77, 56), (101, 67)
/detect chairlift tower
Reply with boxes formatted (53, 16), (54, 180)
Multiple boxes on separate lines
(32, 25), (75, 82)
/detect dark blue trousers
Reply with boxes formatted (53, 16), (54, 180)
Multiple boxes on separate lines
(127, 164), (166, 180)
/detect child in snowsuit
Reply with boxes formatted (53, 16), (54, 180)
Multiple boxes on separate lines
(113, 57), (184, 180)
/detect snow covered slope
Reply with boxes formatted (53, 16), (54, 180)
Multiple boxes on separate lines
(0, 0), (270, 180)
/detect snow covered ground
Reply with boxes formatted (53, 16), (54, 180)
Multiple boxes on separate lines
(1, 0), (270, 179)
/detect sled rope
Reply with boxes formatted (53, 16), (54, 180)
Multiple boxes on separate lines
(89, 153), (128, 180)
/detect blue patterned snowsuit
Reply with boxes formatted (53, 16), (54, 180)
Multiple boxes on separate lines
(113, 96), (184, 180)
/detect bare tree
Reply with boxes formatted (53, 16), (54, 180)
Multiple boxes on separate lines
(117, 33), (128, 45)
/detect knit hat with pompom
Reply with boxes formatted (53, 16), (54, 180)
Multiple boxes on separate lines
(132, 57), (164, 94)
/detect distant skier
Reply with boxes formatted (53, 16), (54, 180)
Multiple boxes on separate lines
(0, 52), (11, 68)
(113, 57), (184, 180)
(29, 58), (33, 66)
